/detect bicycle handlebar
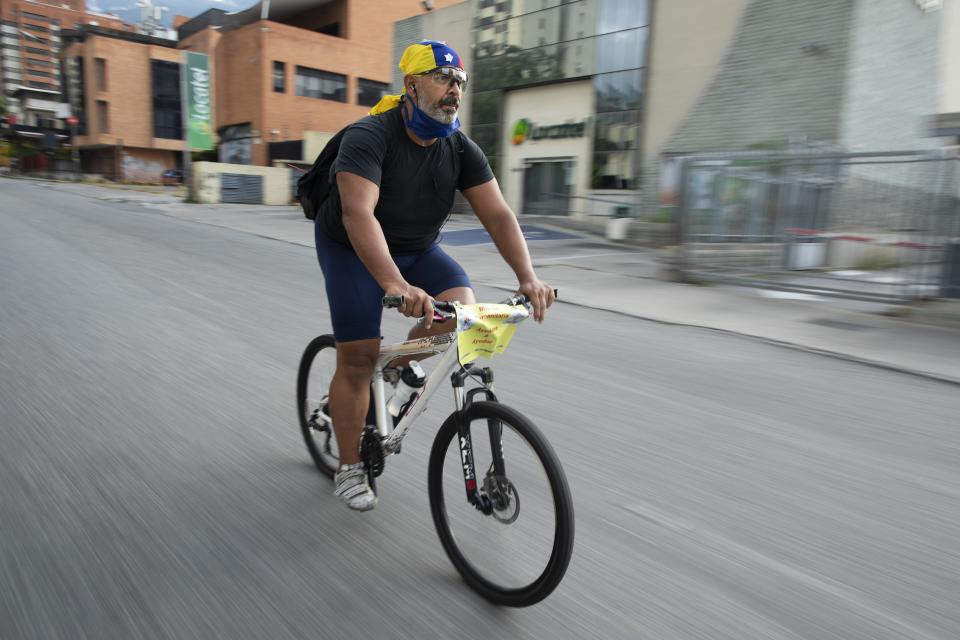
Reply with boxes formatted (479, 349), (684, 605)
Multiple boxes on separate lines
(382, 289), (558, 312)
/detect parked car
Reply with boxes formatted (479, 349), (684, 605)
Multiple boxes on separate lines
(161, 169), (183, 185)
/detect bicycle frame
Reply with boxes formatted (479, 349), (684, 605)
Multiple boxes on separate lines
(370, 328), (502, 512)
(373, 330), (469, 454)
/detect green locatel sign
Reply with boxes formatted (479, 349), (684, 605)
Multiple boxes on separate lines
(511, 117), (586, 145)
(183, 51), (214, 151)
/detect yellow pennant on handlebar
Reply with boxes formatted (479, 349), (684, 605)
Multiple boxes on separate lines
(454, 303), (529, 365)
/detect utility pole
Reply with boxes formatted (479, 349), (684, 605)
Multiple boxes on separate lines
(180, 52), (192, 201)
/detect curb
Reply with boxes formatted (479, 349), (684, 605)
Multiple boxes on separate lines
(477, 280), (960, 388)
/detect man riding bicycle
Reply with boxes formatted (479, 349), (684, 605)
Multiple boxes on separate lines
(314, 40), (555, 511)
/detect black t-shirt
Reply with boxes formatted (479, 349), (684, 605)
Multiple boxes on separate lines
(317, 107), (494, 254)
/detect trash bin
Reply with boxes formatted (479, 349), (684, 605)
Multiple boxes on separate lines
(605, 205), (633, 240)
(785, 228), (826, 270)
(941, 240), (960, 299)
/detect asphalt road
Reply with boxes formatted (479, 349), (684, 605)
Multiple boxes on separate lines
(2, 178), (959, 639)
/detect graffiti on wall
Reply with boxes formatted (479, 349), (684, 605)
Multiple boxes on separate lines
(121, 153), (168, 183)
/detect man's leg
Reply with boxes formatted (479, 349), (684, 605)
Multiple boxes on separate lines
(328, 338), (380, 466)
(328, 338), (380, 512)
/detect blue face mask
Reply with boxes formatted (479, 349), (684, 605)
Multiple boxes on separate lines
(403, 96), (460, 140)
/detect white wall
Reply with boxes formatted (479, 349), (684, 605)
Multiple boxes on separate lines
(193, 161), (292, 205)
(501, 80), (594, 217)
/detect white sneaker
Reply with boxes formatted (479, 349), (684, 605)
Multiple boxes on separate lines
(334, 463), (377, 511)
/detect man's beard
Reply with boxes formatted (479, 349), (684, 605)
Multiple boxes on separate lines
(416, 92), (459, 124)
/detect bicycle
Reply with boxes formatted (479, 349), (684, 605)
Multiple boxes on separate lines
(296, 293), (574, 606)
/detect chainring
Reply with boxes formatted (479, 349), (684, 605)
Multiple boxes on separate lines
(359, 426), (385, 478)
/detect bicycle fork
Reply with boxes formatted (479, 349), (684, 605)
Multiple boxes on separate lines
(452, 365), (504, 515)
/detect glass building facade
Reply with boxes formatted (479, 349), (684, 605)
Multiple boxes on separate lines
(470, 0), (649, 191)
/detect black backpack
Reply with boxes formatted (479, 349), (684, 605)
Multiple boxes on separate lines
(297, 126), (348, 220)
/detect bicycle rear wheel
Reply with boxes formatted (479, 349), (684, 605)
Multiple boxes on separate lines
(428, 401), (574, 606)
(296, 334), (374, 477)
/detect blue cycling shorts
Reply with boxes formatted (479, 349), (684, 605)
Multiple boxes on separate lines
(315, 223), (472, 342)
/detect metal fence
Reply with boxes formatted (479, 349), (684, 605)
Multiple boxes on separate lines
(676, 150), (960, 302)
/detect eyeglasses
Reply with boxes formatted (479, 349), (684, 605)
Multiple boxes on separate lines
(417, 67), (468, 91)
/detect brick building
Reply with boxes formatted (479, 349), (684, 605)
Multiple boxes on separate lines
(177, 0), (461, 167)
(0, 0), (132, 122)
(61, 25), (182, 181)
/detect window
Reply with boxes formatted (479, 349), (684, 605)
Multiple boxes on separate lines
(594, 69), (643, 112)
(25, 46), (47, 55)
(356, 78), (388, 107)
(68, 56), (86, 135)
(27, 69), (52, 77)
(592, 151), (637, 189)
(295, 66), (346, 102)
(315, 23), (340, 37)
(22, 11), (48, 21)
(151, 59), (181, 139)
(593, 111), (640, 151)
(97, 100), (109, 133)
(594, 28), (647, 74)
(29, 80), (52, 89)
(273, 61), (285, 93)
(598, 0), (650, 34)
(95, 57), (106, 91)
(23, 23), (49, 32)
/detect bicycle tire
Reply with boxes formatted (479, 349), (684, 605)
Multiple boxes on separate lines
(296, 334), (374, 478)
(427, 401), (574, 606)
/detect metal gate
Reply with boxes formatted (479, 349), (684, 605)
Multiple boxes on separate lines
(220, 173), (264, 204)
(675, 150), (960, 302)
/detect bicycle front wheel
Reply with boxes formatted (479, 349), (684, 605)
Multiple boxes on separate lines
(428, 401), (574, 606)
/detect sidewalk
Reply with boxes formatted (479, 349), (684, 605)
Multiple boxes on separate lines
(48, 180), (960, 385)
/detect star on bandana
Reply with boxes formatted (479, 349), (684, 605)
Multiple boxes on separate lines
(444, 53), (453, 63)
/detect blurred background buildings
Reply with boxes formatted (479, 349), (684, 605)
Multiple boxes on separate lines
(1, 0), (959, 221)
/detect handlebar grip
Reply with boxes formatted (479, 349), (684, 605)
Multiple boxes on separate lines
(382, 295), (404, 309)
(505, 289), (559, 306)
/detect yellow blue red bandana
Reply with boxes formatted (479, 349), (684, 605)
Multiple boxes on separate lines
(369, 40), (464, 115)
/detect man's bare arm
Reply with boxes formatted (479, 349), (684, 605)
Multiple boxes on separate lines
(338, 171), (434, 324)
(462, 178), (555, 321)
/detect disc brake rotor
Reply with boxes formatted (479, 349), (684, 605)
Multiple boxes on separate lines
(483, 475), (520, 524)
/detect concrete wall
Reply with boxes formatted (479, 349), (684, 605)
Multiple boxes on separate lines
(640, 0), (856, 217)
(839, 0), (943, 152)
(121, 148), (177, 182)
(304, 131), (335, 163)
(643, 0), (750, 164)
(652, 0), (854, 154)
(193, 161), (291, 205)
